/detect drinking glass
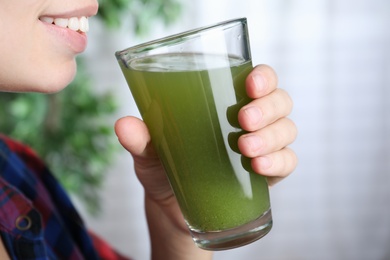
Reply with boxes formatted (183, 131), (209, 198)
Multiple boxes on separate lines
(115, 18), (272, 250)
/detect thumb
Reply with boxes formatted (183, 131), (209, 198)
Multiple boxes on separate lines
(114, 116), (152, 157)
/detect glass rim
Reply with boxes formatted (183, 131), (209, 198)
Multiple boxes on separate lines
(115, 17), (247, 58)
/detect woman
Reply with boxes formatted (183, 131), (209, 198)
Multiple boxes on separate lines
(0, 0), (297, 259)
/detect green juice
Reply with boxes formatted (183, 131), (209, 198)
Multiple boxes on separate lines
(120, 53), (270, 232)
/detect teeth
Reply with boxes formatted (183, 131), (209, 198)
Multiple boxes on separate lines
(67, 17), (79, 31)
(54, 18), (68, 28)
(40, 16), (89, 32)
(79, 17), (89, 33)
(40, 17), (54, 24)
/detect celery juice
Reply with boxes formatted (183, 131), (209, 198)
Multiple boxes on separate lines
(120, 53), (270, 231)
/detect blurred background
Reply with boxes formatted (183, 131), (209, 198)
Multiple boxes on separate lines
(3, 0), (389, 259)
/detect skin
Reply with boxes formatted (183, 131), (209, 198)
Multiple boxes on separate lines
(0, 0), (297, 259)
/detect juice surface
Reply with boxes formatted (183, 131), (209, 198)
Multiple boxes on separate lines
(121, 53), (270, 231)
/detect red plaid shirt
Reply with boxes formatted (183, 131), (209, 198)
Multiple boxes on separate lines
(0, 134), (130, 260)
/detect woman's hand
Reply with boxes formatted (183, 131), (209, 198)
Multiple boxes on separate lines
(114, 64), (297, 259)
(237, 64), (297, 186)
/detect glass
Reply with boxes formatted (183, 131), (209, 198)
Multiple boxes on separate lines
(115, 18), (272, 250)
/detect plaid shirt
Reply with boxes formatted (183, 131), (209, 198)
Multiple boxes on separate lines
(0, 134), (129, 260)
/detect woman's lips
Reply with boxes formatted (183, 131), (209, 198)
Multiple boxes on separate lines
(39, 16), (90, 54)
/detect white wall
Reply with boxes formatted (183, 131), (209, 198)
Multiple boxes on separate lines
(79, 0), (390, 259)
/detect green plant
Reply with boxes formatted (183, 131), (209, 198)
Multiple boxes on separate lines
(0, 0), (182, 214)
(0, 62), (118, 213)
(98, 0), (182, 33)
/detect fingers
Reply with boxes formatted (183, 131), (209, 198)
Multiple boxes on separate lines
(238, 88), (293, 131)
(245, 64), (278, 99)
(241, 64), (292, 131)
(237, 117), (298, 184)
(238, 64), (297, 183)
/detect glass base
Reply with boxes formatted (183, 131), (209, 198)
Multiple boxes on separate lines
(189, 208), (272, 251)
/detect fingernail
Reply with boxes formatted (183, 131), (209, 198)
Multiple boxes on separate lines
(243, 135), (263, 153)
(259, 156), (272, 170)
(244, 106), (262, 126)
(252, 73), (266, 94)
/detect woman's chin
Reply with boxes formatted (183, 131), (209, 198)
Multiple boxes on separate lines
(0, 60), (77, 93)
(32, 66), (77, 94)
